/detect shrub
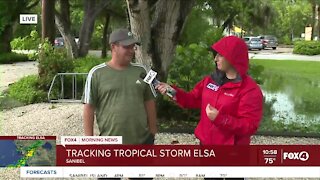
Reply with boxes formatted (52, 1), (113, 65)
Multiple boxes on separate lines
(90, 36), (102, 50)
(157, 43), (213, 122)
(0, 52), (30, 64)
(10, 30), (40, 50)
(73, 56), (108, 73)
(37, 40), (74, 90)
(281, 35), (293, 45)
(293, 41), (320, 55)
(169, 43), (213, 90)
(248, 63), (265, 85)
(7, 75), (47, 104)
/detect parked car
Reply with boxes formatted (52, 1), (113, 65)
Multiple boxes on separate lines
(54, 37), (64, 47)
(54, 37), (79, 47)
(258, 35), (278, 50)
(243, 36), (263, 50)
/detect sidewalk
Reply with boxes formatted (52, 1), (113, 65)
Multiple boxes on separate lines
(249, 53), (320, 61)
(0, 61), (38, 93)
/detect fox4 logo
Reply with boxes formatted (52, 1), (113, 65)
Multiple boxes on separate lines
(283, 151), (309, 161)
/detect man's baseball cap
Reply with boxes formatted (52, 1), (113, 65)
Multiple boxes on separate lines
(109, 28), (140, 46)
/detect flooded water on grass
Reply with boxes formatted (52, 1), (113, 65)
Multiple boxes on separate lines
(261, 73), (320, 126)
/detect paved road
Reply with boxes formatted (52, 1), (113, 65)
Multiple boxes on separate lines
(249, 47), (320, 61)
(250, 53), (320, 61)
(88, 50), (107, 58)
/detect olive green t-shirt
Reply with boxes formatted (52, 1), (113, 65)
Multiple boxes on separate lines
(82, 63), (156, 144)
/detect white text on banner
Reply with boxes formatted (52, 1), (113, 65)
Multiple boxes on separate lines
(61, 136), (122, 147)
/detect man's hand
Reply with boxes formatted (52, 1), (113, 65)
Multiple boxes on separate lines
(144, 100), (157, 136)
(206, 104), (219, 121)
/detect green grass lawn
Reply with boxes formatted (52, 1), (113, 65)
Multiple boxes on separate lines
(250, 59), (320, 80)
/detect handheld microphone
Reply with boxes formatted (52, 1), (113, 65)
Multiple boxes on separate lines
(140, 72), (160, 86)
(140, 71), (176, 98)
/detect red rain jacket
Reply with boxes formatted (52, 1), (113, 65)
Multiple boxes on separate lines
(173, 36), (263, 145)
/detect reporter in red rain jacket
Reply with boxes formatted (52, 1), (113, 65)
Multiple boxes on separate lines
(156, 36), (263, 145)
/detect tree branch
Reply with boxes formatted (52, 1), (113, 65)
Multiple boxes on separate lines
(105, 8), (127, 19)
(93, 0), (112, 18)
(26, 0), (40, 10)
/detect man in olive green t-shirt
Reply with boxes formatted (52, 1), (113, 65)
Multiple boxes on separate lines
(82, 28), (157, 145)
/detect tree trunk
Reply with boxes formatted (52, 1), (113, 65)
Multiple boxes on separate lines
(78, 12), (96, 57)
(311, 1), (316, 40)
(101, 13), (110, 58)
(151, 0), (194, 81)
(41, 0), (56, 44)
(78, 0), (111, 57)
(126, 0), (194, 81)
(0, 25), (13, 53)
(55, 0), (79, 59)
(126, 0), (153, 67)
(55, 14), (79, 59)
(40, 0), (55, 78)
(312, 4), (319, 40)
(318, 4), (320, 41)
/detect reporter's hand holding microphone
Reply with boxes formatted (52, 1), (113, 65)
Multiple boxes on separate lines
(151, 74), (223, 123)
(141, 70), (176, 99)
(154, 82), (176, 99)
